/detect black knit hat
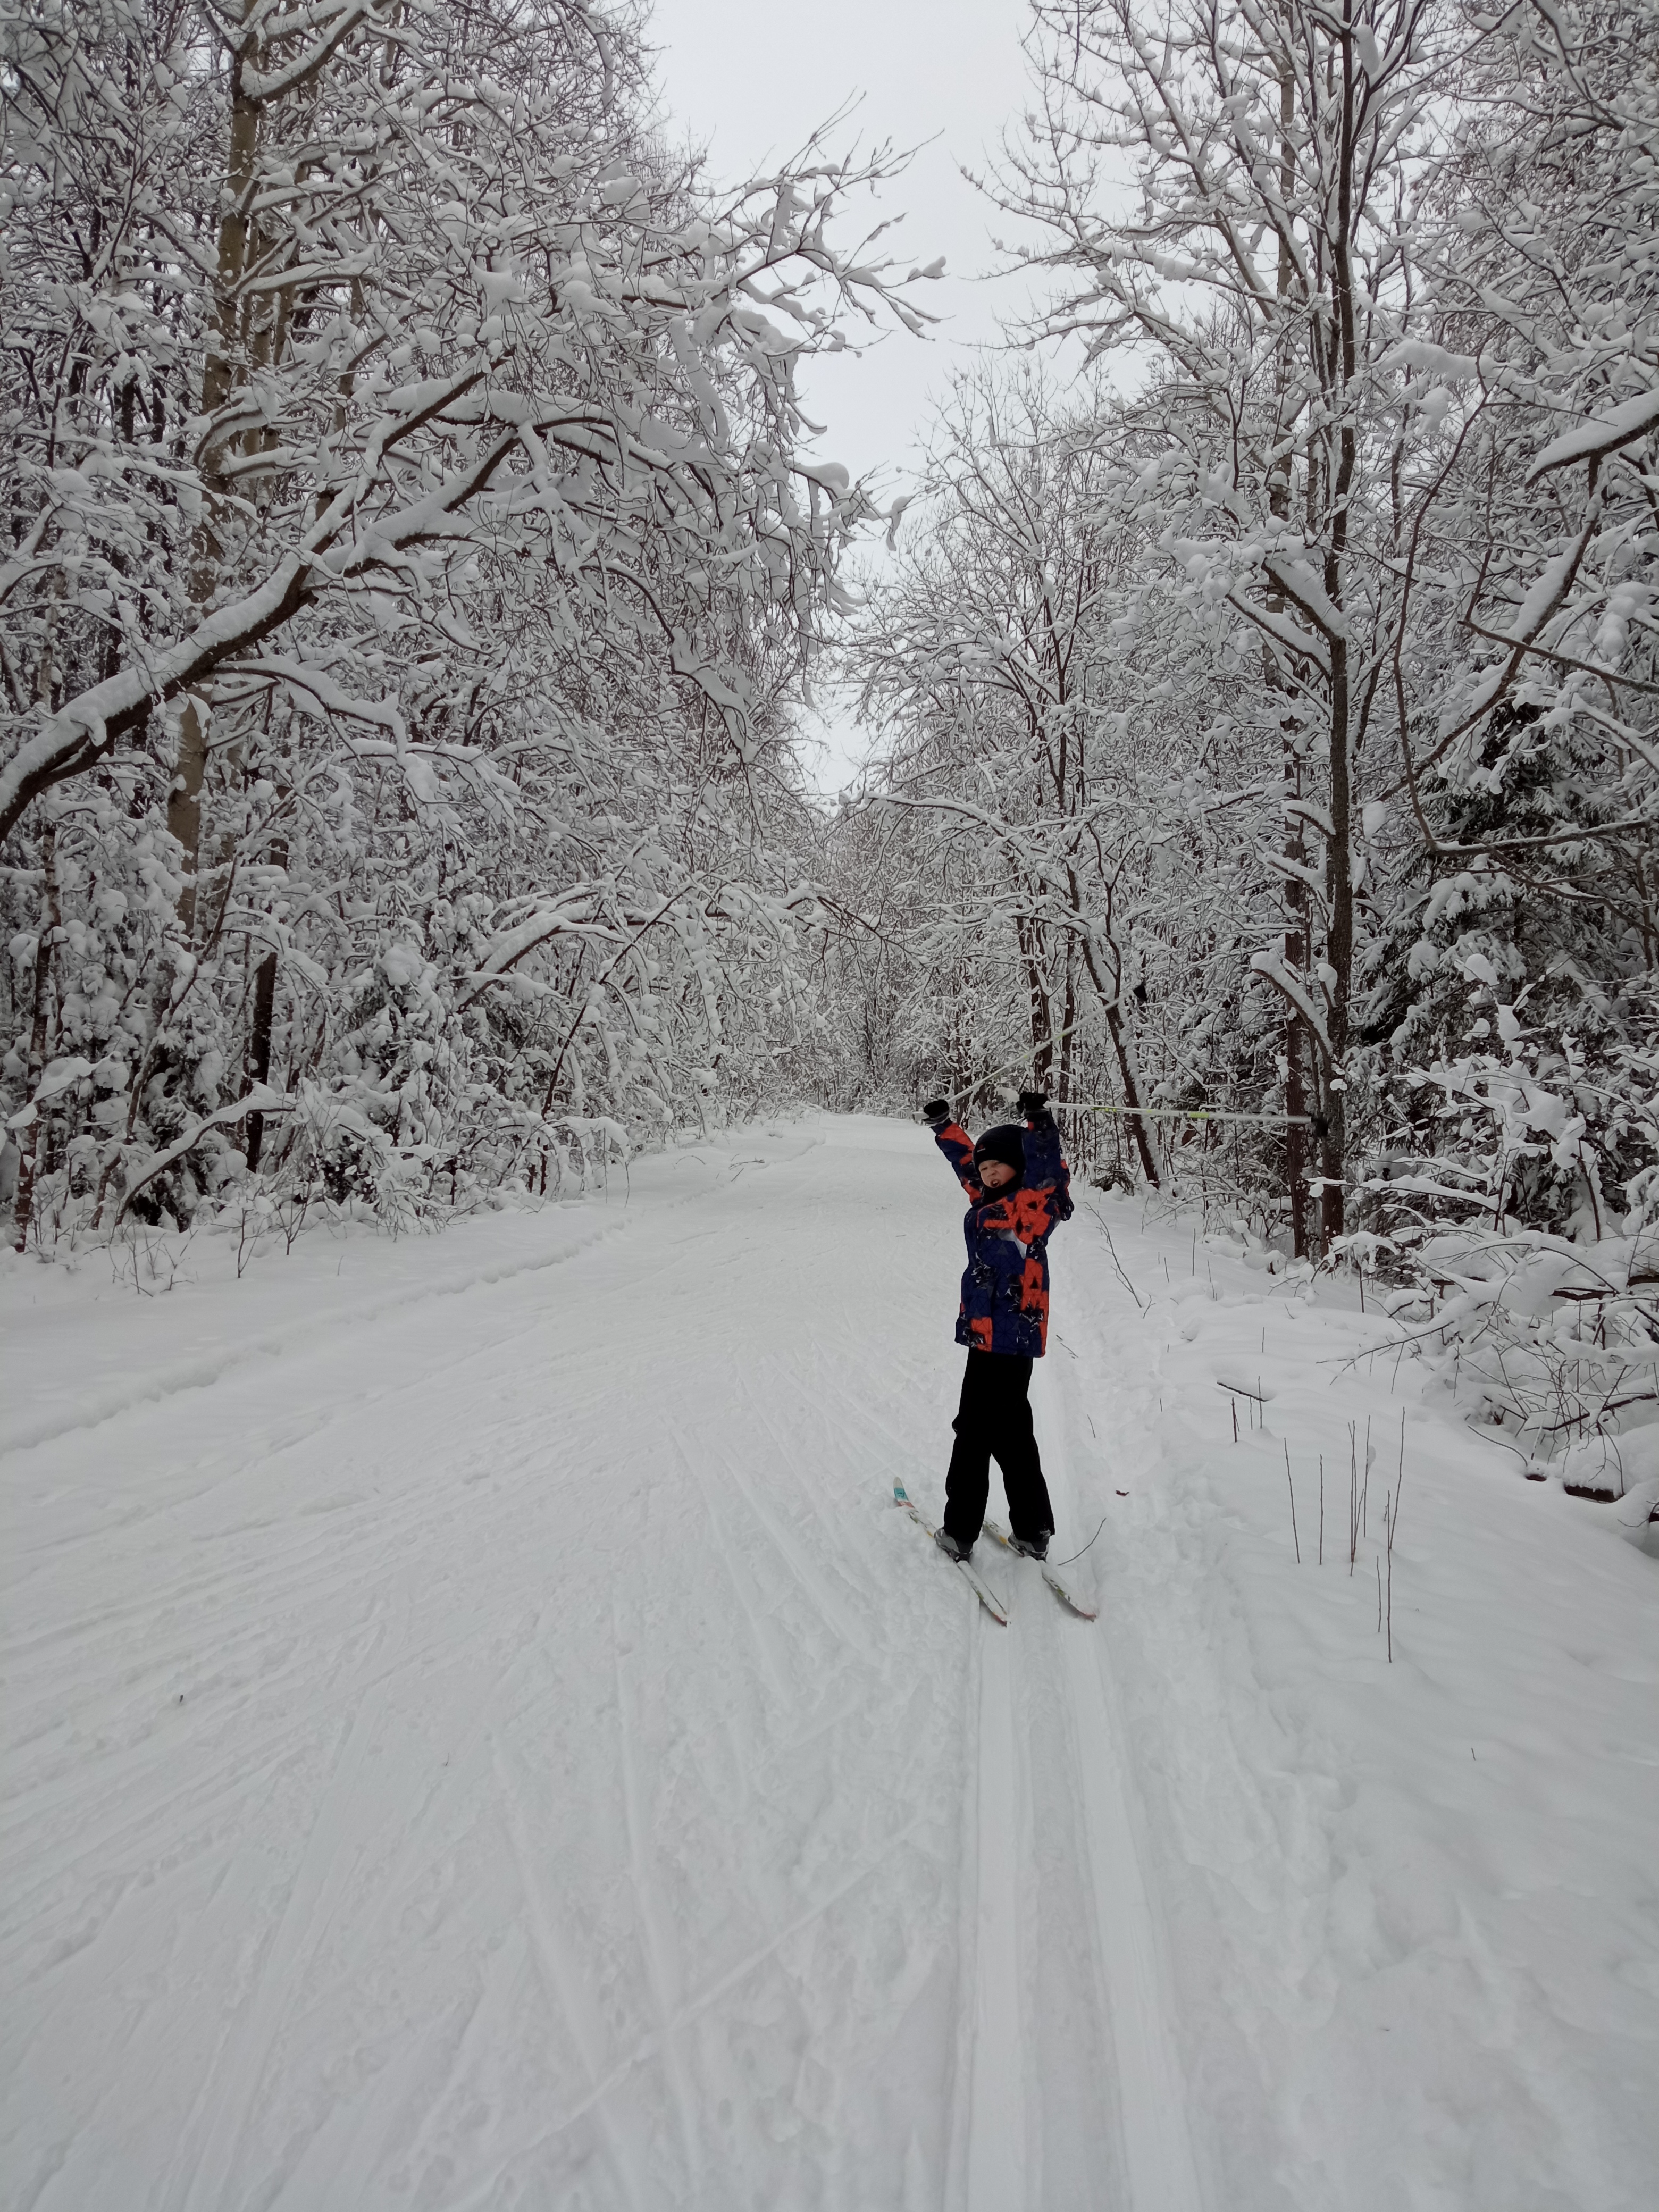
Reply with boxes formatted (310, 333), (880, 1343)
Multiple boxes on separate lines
(973, 1124), (1025, 1176)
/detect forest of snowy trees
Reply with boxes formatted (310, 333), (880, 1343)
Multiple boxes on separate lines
(0, 0), (937, 1249)
(4, 0), (1656, 1465)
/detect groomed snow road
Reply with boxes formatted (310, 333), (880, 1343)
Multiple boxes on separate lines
(3, 1117), (1203, 2212)
(13, 1115), (1657, 2211)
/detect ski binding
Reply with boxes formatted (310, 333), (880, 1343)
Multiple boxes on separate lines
(983, 1519), (1099, 1619)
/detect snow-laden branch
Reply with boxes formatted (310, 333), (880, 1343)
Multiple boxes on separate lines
(114, 1087), (294, 1224)
(1527, 388), (1659, 484)
(1249, 950), (1336, 1065)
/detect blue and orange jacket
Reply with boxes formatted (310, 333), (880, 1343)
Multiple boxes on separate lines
(934, 1113), (1074, 1356)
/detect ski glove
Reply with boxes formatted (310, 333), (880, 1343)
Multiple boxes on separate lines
(921, 1098), (951, 1128)
(1017, 1089), (1051, 1120)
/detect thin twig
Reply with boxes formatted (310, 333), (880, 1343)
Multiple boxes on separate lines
(1058, 1514), (1110, 1566)
(1092, 1211), (1146, 1311)
(1387, 1409), (1405, 1664)
(1285, 1442), (1301, 1563)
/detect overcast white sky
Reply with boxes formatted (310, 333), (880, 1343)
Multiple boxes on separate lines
(647, 0), (1053, 789)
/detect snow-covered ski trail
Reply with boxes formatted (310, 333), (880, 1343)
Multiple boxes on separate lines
(1042, 1318), (1207, 2212)
(957, 1618), (1026, 2212)
(2, 1117), (1194, 2211)
(938, 1340), (1203, 2212)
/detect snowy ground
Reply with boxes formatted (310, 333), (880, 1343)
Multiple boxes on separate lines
(3, 1115), (1655, 2211)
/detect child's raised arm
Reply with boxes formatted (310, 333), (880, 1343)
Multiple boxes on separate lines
(923, 1100), (983, 1198)
(1014, 1092), (1075, 1228)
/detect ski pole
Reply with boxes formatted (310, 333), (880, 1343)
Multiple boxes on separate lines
(935, 1055), (1318, 1129)
(1042, 1100), (1316, 1127)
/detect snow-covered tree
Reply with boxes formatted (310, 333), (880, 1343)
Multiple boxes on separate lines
(987, 0), (1502, 1246)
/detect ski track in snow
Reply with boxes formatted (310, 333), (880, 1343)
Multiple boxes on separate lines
(6, 1113), (1655, 2209)
(960, 1618), (1023, 2212)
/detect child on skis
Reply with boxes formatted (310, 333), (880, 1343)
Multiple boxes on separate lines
(920, 1090), (1074, 1565)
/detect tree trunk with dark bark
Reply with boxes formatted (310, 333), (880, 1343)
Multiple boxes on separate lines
(12, 818), (61, 1252)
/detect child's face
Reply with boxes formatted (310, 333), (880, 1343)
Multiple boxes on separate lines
(978, 1158), (1017, 1192)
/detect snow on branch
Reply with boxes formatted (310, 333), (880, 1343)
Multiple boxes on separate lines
(1249, 951), (1336, 1065)
(1526, 388), (1659, 484)
(114, 1088), (294, 1224)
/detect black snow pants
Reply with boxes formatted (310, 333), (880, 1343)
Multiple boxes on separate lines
(942, 1348), (1054, 1551)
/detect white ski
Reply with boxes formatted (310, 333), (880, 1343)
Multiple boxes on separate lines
(983, 1519), (1099, 1620)
(893, 1480), (1008, 1624)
